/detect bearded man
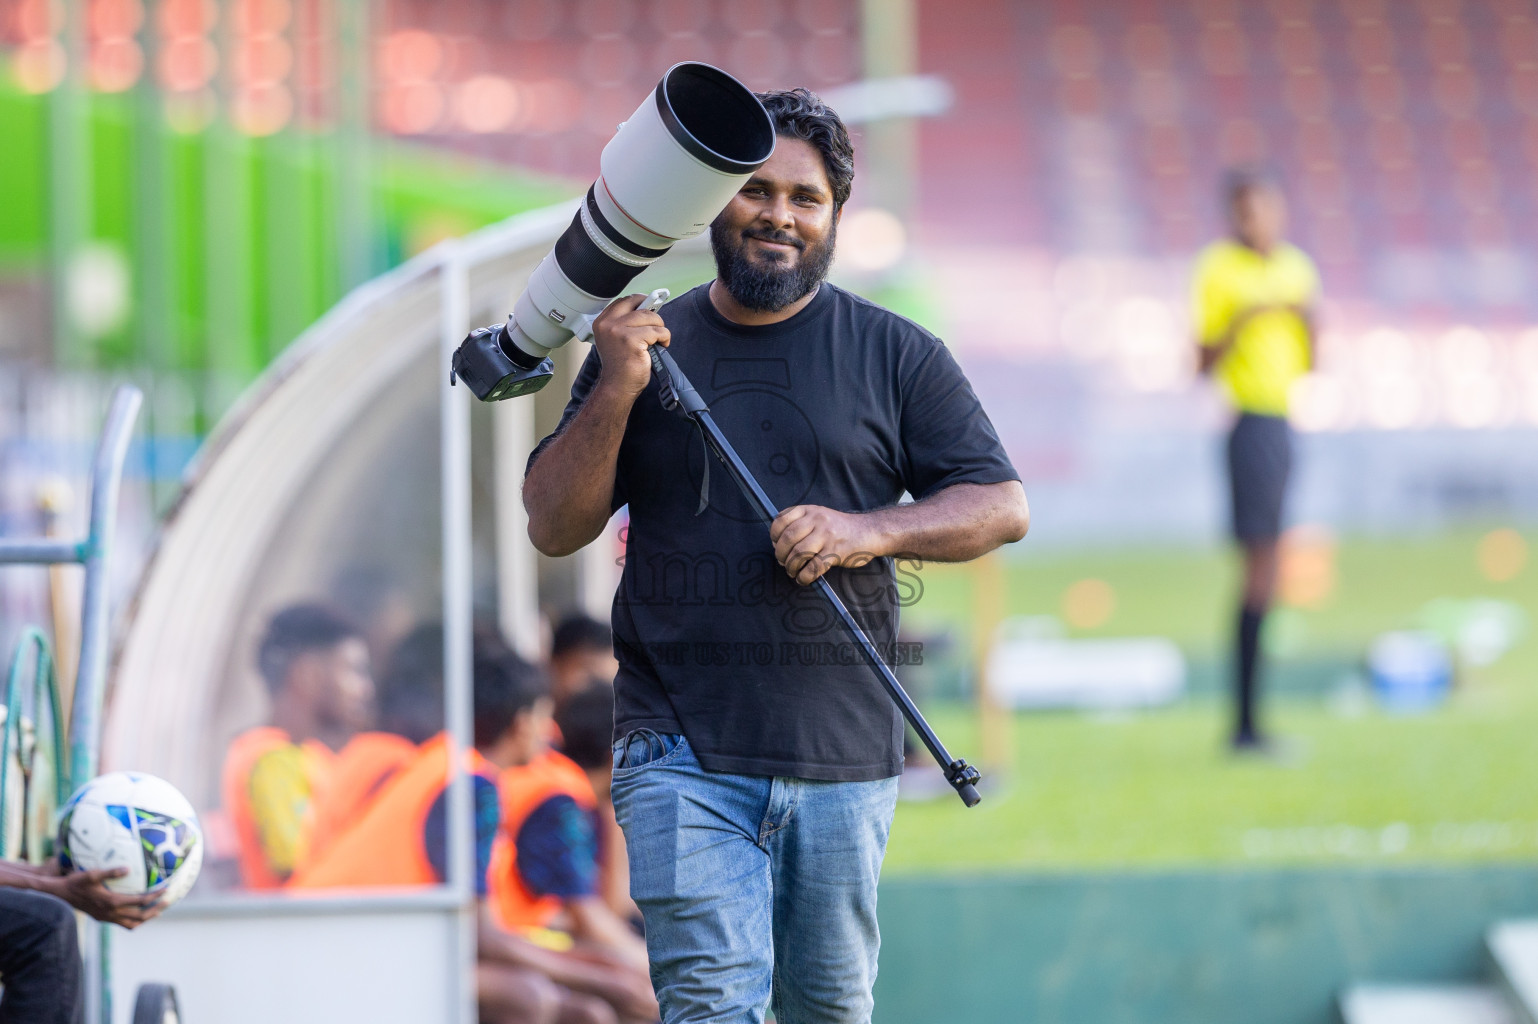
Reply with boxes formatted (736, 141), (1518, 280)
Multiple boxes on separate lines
(522, 88), (1029, 1024)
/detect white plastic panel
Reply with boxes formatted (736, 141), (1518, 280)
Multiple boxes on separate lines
(110, 898), (467, 1024)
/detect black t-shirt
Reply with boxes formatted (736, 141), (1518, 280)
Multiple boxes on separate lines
(529, 282), (1019, 781)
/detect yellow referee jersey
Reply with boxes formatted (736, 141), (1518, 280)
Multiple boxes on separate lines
(1192, 239), (1319, 416)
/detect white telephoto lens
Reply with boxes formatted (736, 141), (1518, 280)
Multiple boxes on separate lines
(599, 62), (777, 243)
(499, 62), (775, 364)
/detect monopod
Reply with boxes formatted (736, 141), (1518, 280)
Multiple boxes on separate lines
(636, 290), (984, 808)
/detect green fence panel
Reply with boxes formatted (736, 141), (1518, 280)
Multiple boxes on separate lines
(875, 866), (1538, 1024)
(166, 129), (208, 373)
(0, 87), (48, 266)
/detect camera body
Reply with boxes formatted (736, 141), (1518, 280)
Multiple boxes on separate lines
(449, 325), (555, 400)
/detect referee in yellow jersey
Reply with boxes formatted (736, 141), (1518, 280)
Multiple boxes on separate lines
(1193, 168), (1319, 751)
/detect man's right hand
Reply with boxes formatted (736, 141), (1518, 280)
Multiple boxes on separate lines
(45, 865), (164, 929)
(593, 293), (670, 400)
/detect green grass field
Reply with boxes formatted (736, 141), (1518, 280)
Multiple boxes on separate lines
(884, 527), (1538, 874)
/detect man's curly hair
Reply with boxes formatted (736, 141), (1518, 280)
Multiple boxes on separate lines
(756, 88), (855, 211)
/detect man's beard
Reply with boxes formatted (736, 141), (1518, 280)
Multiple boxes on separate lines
(709, 218), (837, 313)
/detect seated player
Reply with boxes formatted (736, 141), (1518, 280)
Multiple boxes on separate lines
(308, 626), (437, 854)
(488, 681), (648, 973)
(551, 683), (638, 925)
(221, 603), (373, 888)
(312, 728), (417, 857)
(310, 623), (494, 855)
(290, 633), (657, 1024)
(0, 858), (160, 1023)
(547, 614), (619, 709)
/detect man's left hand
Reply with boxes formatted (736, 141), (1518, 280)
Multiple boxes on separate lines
(770, 505), (886, 585)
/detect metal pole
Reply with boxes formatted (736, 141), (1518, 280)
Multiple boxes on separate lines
(0, 540), (86, 564)
(53, 384), (141, 1024)
(336, 0), (375, 291)
(134, 0), (169, 373)
(68, 384), (142, 787)
(439, 253), (479, 1024)
(47, 0), (89, 366)
(859, 0), (920, 218)
(493, 400), (542, 663)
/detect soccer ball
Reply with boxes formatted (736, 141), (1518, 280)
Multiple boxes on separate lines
(57, 771), (204, 907)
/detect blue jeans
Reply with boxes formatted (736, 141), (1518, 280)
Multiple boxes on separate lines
(610, 731), (900, 1024)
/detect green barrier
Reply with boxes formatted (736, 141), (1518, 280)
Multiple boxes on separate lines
(875, 866), (1538, 1024)
(0, 81), (574, 400)
(0, 627), (68, 863)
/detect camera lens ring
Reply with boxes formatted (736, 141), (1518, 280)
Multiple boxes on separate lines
(654, 62), (776, 174)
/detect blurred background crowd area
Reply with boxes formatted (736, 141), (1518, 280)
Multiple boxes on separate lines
(2, 0), (1538, 878)
(2, 0), (1536, 523)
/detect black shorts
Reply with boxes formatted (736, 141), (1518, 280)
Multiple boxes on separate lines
(1227, 412), (1292, 542)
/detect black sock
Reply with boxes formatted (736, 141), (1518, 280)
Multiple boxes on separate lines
(1235, 606), (1265, 742)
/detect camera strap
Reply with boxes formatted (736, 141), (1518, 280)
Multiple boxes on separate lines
(693, 424), (710, 516)
(648, 344), (711, 516)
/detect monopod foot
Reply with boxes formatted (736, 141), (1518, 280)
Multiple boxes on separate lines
(945, 759), (983, 807)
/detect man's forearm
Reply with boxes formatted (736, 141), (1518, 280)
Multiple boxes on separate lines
(0, 859), (51, 892)
(477, 908), (576, 977)
(523, 381), (635, 556)
(477, 909), (655, 1018)
(567, 897), (649, 972)
(867, 480), (1028, 563)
